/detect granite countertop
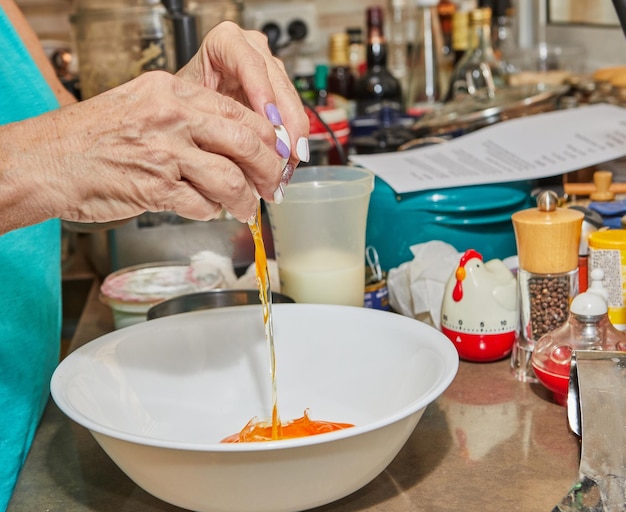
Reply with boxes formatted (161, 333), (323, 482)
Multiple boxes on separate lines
(8, 279), (582, 512)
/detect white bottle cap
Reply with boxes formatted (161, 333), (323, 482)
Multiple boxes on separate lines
(570, 268), (608, 316)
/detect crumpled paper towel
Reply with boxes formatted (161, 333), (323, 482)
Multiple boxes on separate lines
(387, 241), (462, 329)
(234, 258), (281, 292)
(189, 250), (281, 292)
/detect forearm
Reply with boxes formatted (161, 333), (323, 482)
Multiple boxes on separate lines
(0, 116), (67, 234)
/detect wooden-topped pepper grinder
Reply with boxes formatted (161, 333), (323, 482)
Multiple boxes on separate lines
(510, 190), (584, 383)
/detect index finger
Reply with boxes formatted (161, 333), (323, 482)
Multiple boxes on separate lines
(180, 23), (310, 165)
(181, 23), (277, 119)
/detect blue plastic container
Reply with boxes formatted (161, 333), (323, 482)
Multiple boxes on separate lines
(366, 177), (534, 271)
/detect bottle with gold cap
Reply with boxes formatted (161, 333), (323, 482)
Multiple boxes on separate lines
(327, 32), (356, 102)
(510, 190), (584, 383)
(451, 10), (470, 67)
(447, 7), (505, 100)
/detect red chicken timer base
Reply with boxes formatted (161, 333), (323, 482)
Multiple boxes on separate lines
(441, 327), (517, 362)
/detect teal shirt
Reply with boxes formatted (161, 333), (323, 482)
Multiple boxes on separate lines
(0, 8), (62, 511)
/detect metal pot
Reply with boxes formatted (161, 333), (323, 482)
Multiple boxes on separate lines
(407, 84), (569, 141)
(147, 289), (295, 320)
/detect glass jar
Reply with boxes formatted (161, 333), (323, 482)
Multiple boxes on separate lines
(187, 0), (240, 39)
(70, 0), (175, 99)
(510, 190), (584, 382)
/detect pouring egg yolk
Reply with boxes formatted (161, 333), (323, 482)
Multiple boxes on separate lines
(221, 409), (354, 443)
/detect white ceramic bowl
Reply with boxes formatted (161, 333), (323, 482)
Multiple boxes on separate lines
(51, 304), (458, 512)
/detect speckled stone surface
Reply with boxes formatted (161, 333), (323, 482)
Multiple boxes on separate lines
(8, 285), (581, 512)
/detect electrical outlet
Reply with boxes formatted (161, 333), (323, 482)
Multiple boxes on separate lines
(243, 2), (320, 56)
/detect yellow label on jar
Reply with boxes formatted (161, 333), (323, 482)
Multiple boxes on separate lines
(588, 230), (626, 330)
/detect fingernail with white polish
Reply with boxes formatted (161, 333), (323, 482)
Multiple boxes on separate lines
(265, 103), (283, 126)
(273, 183), (284, 204)
(296, 137), (310, 162)
(276, 137), (290, 159)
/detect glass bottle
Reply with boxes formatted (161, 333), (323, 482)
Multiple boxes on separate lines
(292, 56), (316, 103)
(531, 268), (626, 406)
(437, 0), (456, 64)
(354, 6), (404, 117)
(448, 7), (505, 101)
(387, 0), (411, 95)
(314, 63), (329, 107)
(70, 0), (174, 99)
(406, 0), (445, 114)
(327, 32), (356, 102)
(492, 1), (518, 76)
(510, 190), (584, 383)
(346, 27), (366, 78)
(450, 10), (470, 67)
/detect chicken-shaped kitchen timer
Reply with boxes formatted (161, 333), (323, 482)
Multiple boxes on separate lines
(441, 249), (519, 362)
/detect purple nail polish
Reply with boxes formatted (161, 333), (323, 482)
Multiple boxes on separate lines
(265, 103), (283, 126)
(276, 137), (290, 159)
(281, 163), (295, 185)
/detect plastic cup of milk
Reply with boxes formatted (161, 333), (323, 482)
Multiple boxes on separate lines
(266, 166), (374, 307)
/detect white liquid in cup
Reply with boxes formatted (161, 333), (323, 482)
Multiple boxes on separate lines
(266, 166), (374, 307)
(278, 248), (364, 306)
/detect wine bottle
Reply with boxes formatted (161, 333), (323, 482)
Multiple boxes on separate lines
(354, 6), (403, 117)
(327, 32), (356, 101)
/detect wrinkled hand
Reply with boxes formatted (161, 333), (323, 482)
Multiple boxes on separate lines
(2, 70), (287, 231)
(178, 21), (310, 171)
(1, 23), (310, 234)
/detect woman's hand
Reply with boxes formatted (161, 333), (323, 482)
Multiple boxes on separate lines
(178, 21), (310, 174)
(0, 70), (290, 232)
(0, 20), (310, 234)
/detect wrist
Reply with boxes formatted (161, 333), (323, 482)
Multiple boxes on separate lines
(0, 117), (63, 233)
